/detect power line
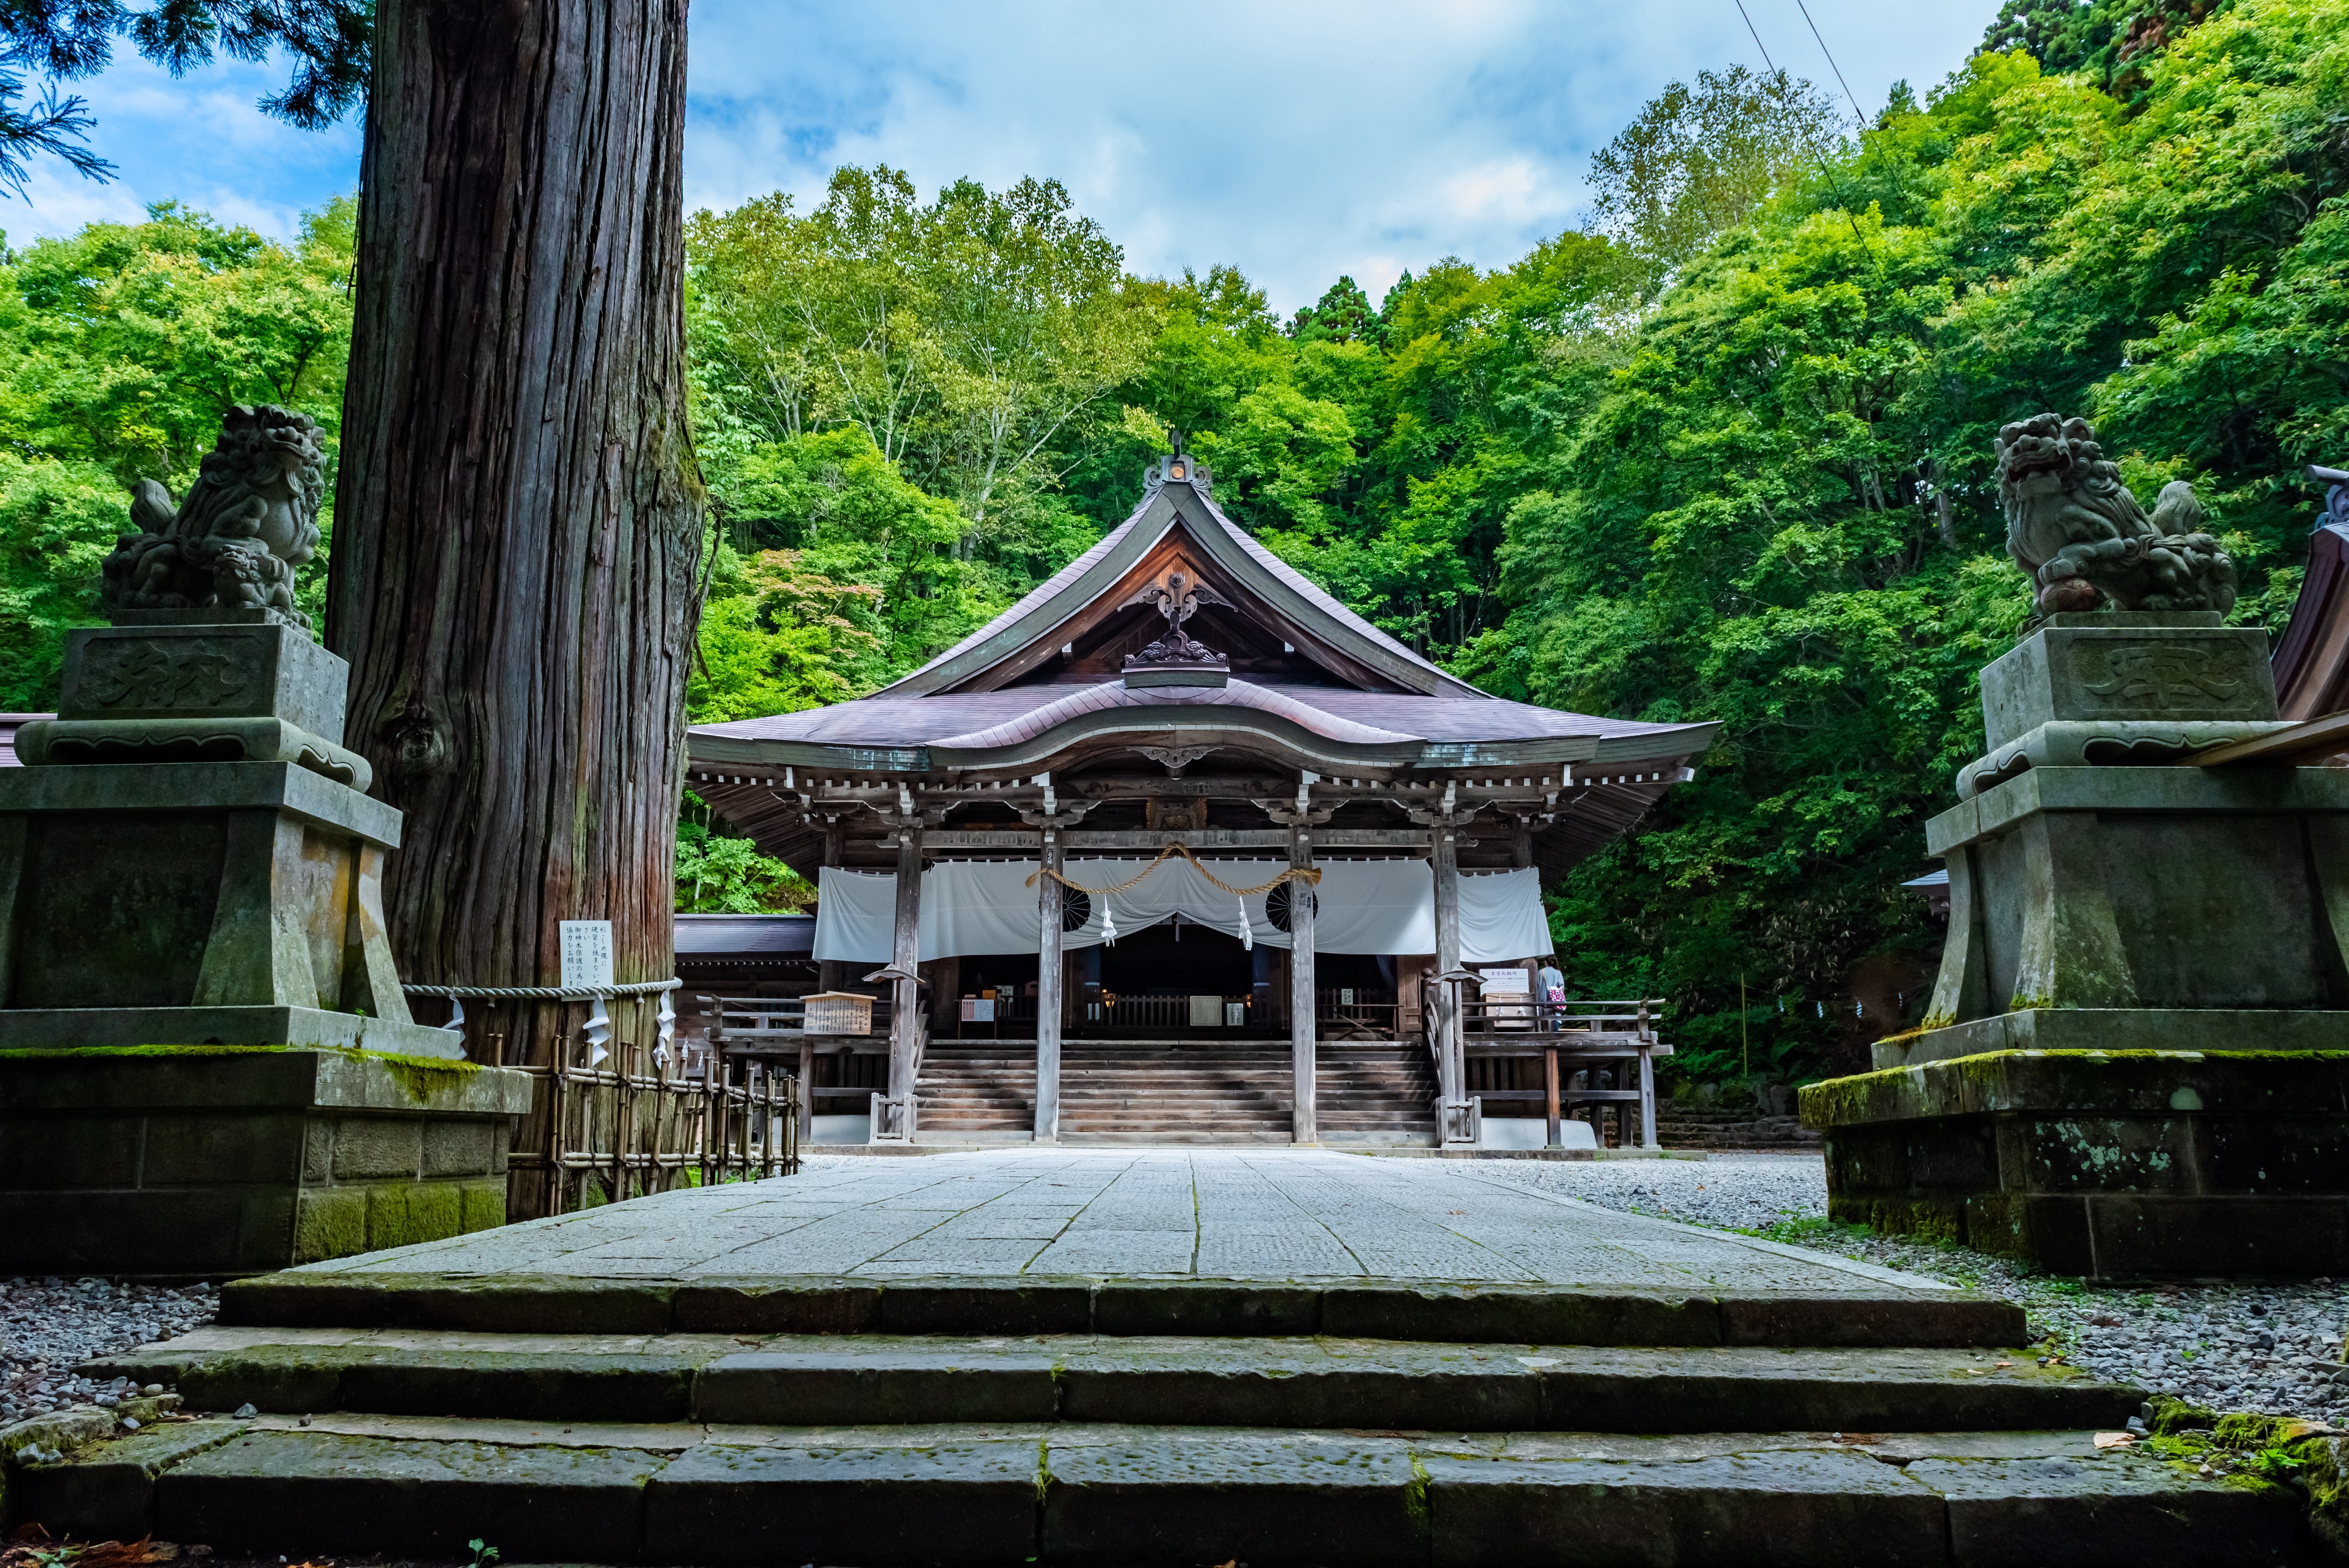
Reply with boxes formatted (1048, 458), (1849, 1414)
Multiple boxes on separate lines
(1795, 0), (1871, 128)
(1731, 0), (1782, 74)
(1730, 0), (1869, 245)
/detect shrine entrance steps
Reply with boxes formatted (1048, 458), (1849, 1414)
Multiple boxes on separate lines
(1653, 1106), (1824, 1152)
(913, 1039), (1437, 1145)
(40, 1272), (2307, 1564)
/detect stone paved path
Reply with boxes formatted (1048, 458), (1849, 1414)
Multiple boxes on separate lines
(301, 1149), (1951, 1294)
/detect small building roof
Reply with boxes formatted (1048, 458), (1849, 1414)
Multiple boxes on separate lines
(2272, 465), (2349, 720)
(675, 912), (816, 961)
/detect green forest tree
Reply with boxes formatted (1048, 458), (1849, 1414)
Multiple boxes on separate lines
(0, 198), (355, 706)
(7, 0), (2343, 1079)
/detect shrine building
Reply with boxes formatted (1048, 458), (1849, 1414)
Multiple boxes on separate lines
(686, 455), (1716, 1147)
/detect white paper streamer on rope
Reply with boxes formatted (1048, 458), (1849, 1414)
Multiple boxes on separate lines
(655, 989), (676, 1068)
(1237, 896), (1253, 951)
(440, 996), (465, 1033)
(584, 996), (612, 1067)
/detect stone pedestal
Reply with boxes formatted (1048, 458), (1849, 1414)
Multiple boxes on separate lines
(1809, 612), (2349, 1276)
(0, 614), (456, 1058)
(1802, 1050), (2349, 1278)
(1881, 613), (2349, 1072)
(0, 609), (533, 1272)
(0, 1048), (531, 1277)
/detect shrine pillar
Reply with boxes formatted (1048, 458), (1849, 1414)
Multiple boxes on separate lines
(1034, 826), (1063, 1142)
(877, 822), (922, 1141)
(1288, 823), (1317, 1144)
(1433, 819), (1474, 1146)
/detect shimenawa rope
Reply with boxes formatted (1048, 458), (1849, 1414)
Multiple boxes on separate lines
(1024, 842), (1322, 898)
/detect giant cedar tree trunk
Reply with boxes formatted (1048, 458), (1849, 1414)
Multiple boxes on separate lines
(327, 0), (702, 1202)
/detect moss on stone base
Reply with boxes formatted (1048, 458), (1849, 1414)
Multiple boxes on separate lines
(1826, 1194), (1967, 1245)
(359, 1050), (482, 1104)
(459, 1179), (506, 1235)
(295, 1187), (368, 1264)
(366, 1181), (464, 1251)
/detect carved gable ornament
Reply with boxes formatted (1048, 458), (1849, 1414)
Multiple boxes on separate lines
(1120, 568), (1232, 687)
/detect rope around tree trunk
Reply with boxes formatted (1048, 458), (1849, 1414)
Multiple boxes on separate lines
(400, 979), (684, 1000)
(1024, 842), (1323, 898)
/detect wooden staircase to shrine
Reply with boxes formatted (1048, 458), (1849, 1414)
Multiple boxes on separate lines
(912, 1039), (1438, 1145)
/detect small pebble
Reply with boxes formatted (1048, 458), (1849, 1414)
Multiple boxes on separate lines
(1, 1275), (218, 1424)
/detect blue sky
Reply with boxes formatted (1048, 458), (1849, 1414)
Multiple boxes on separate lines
(4, 0), (2003, 314)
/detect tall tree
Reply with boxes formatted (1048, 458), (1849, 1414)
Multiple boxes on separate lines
(326, 0), (703, 1136)
(1587, 64), (1845, 294)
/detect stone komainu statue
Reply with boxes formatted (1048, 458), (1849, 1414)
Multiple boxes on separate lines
(1997, 412), (2236, 620)
(101, 404), (327, 629)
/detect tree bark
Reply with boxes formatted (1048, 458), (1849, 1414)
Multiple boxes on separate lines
(326, 0), (702, 1203)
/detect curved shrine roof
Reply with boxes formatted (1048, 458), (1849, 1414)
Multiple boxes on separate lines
(694, 682), (1710, 760)
(685, 465), (1718, 879)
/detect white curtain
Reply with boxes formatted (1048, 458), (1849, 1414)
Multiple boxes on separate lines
(926, 859), (1046, 957)
(810, 867), (902, 964)
(1458, 866), (1554, 961)
(1313, 860), (1436, 955)
(810, 857), (1553, 962)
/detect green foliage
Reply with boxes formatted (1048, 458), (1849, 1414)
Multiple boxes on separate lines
(0, 197), (355, 705)
(0, 453), (121, 708)
(686, 167), (1145, 579)
(1586, 65), (1849, 295)
(677, 793), (814, 913)
(1980, 0), (2223, 101)
(2, 198), (355, 483)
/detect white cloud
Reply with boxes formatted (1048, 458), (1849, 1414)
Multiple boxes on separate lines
(2, 163), (146, 244)
(7, 0), (2003, 305)
(684, 0), (2005, 312)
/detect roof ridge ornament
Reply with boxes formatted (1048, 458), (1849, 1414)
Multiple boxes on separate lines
(1121, 568), (1232, 689)
(1141, 447), (1214, 501)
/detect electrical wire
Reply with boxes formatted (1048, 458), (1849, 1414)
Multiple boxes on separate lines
(1729, 0), (1868, 246)
(1794, 0), (1870, 128)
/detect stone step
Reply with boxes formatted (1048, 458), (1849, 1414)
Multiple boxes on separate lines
(86, 1329), (2133, 1435)
(207, 1273), (2025, 1347)
(14, 1414), (2304, 1566)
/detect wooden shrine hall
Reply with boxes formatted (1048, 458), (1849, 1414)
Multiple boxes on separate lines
(686, 454), (1717, 1147)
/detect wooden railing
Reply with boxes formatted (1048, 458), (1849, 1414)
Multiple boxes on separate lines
(1080, 993), (1254, 1030)
(1420, 990), (1673, 1149)
(700, 993), (897, 1047)
(1316, 989), (1399, 1038)
(505, 1032), (799, 1215)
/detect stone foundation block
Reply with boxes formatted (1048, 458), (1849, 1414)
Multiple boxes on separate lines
(1806, 1049), (2349, 1277)
(0, 1047), (531, 1276)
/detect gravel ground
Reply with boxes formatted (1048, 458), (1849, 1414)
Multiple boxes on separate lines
(0, 1277), (218, 1425)
(1475, 1151), (2349, 1423)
